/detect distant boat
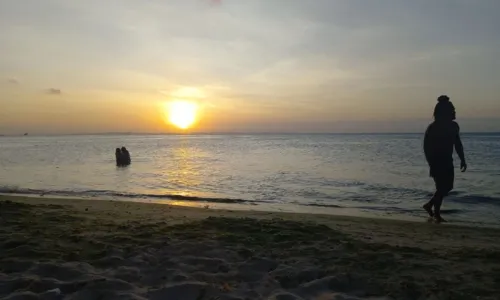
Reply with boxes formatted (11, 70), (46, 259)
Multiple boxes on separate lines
(24, 133), (28, 136)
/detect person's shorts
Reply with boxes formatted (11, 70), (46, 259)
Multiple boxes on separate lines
(430, 163), (454, 195)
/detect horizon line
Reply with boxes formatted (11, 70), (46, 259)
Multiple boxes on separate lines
(1, 131), (500, 137)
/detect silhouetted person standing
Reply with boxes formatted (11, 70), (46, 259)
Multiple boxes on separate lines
(121, 146), (131, 166)
(115, 148), (123, 166)
(423, 95), (467, 223)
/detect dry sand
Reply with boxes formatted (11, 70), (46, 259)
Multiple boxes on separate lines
(1, 196), (500, 300)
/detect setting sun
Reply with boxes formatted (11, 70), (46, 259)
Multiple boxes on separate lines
(167, 101), (198, 129)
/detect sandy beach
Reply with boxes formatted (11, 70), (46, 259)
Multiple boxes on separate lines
(1, 196), (500, 299)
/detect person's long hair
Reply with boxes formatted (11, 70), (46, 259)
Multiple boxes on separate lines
(433, 95), (456, 121)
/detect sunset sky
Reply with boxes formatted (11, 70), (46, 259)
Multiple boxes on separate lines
(1, 0), (499, 134)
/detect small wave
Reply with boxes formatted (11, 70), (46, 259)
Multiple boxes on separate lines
(440, 209), (464, 215)
(424, 190), (464, 197)
(0, 185), (21, 193)
(365, 185), (429, 197)
(343, 195), (376, 203)
(0, 187), (260, 205)
(300, 203), (344, 208)
(354, 206), (421, 214)
(353, 206), (466, 216)
(448, 195), (500, 207)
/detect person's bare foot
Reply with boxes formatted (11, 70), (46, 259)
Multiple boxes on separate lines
(423, 203), (434, 217)
(434, 216), (447, 224)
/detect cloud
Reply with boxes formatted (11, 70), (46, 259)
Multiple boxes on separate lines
(46, 88), (62, 95)
(1, 0), (500, 133)
(7, 78), (19, 85)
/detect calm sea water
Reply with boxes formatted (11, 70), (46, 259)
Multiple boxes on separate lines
(1, 134), (499, 226)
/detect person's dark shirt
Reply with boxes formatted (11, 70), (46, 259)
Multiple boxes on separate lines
(122, 150), (131, 165)
(424, 120), (460, 165)
(115, 150), (122, 166)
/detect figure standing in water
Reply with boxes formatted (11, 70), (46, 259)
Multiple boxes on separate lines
(115, 148), (123, 166)
(115, 147), (131, 167)
(121, 146), (131, 166)
(423, 95), (467, 223)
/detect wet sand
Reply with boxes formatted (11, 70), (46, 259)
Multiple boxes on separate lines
(1, 195), (500, 299)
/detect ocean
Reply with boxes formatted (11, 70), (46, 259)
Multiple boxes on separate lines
(1, 133), (499, 226)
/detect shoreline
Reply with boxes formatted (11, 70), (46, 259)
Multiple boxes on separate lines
(2, 195), (500, 299)
(0, 191), (414, 222)
(2, 192), (499, 229)
(3, 194), (500, 237)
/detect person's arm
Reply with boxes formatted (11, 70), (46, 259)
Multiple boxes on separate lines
(423, 126), (432, 165)
(454, 123), (467, 172)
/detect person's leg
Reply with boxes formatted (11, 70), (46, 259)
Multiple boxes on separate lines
(424, 166), (436, 217)
(433, 191), (445, 222)
(427, 163), (453, 223)
(423, 197), (435, 217)
(434, 180), (453, 223)
(435, 165), (454, 223)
